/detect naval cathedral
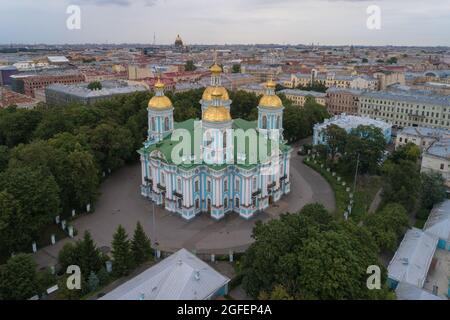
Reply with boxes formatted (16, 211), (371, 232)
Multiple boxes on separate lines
(138, 63), (291, 220)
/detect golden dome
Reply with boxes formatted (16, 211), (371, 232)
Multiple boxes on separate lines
(266, 79), (276, 89)
(154, 79), (165, 89)
(202, 86), (229, 101)
(148, 96), (173, 110)
(210, 63), (222, 74)
(203, 106), (232, 122)
(259, 95), (283, 109)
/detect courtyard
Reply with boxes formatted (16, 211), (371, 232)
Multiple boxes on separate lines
(34, 151), (335, 269)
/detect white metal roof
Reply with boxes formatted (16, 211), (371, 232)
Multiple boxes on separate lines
(395, 282), (444, 300)
(100, 248), (230, 300)
(424, 200), (450, 242)
(387, 228), (438, 288)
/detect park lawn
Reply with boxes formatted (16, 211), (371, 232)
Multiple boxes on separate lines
(351, 176), (383, 223)
(303, 158), (349, 218)
(303, 158), (382, 223)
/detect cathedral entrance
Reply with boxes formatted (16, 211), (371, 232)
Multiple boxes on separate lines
(207, 198), (211, 213)
(269, 195), (274, 205)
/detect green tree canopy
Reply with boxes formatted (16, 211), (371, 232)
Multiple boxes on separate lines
(131, 221), (153, 266)
(0, 253), (39, 300)
(241, 204), (388, 299)
(111, 225), (132, 277)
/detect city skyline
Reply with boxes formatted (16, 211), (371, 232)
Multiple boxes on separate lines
(2, 0), (450, 46)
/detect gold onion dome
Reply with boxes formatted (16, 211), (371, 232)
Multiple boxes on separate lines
(259, 80), (283, 109)
(202, 86), (229, 101)
(148, 80), (173, 110)
(203, 90), (232, 122)
(210, 63), (222, 74)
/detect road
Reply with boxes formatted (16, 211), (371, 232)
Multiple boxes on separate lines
(34, 151), (335, 269)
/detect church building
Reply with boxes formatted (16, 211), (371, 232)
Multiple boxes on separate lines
(138, 63), (291, 220)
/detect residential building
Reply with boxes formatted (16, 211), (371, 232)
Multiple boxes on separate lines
(421, 136), (450, 189)
(45, 80), (147, 106)
(325, 87), (361, 115)
(358, 91), (450, 130)
(278, 89), (326, 107)
(0, 87), (40, 109)
(22, 72), (85, 97)
(313, 114), (392, 145)
(100, 248), (230, 300)
(395, 127), (450, 151)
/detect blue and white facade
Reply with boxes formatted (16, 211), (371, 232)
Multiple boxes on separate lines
(138, 67), (291, 221)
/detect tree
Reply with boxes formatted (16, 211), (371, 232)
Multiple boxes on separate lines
(185, 60), (196, 71)
(78, 231), (104, 278)
(0, 254), (39, 300)
(87, 271), (100, 292)
(87, 81), (102, 91)
(0, 145), (9, 172)
(0, 107), (42, 147)
(87, 122), (134, 173)
(57, 232), (104, 280)
(323, 124), (347, 160)
(0, 191), (30, 259)
(420, 172), (446, 210)
(258, 284), (294, 300)
(365, 203), (409, 252)
(381, 160), (421, 212)
(0, 166), (60, 238)
(131, 221), (153, 266)
(341, 125), (387, 175)
(232, 64), (241, 73)
(111, 225), (132, 277)
(240, 204), (389, 299)
(390, 143), (420, 164)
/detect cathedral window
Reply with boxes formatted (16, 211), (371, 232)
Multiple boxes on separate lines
(151, 117), (155, 131)
(235, 197), (240, 208)
(164, 117), (170, 131)
(224, 198), (228, 208)
(195, 180), (199, 192)
(161, 172), (165, 185)
(207, 179), (211, 192)
(177, 178), (182, 192)
(235, 179), (240, 192)
(262, 115), (267, 129)
(224, 179), (228, 192)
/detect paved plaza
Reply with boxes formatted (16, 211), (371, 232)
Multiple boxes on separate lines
(34, 152), (335, 269)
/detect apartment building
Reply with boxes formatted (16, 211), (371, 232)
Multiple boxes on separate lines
(325, 87), (361, 115)
(358, 91), (450, 130)
(278, 89), (326, 107)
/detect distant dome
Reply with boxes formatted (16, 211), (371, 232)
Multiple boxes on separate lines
(174, 34), (183, 47)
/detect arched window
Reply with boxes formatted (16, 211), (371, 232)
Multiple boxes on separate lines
(164, 117), (170, 131)
(223, 131), (227, 148)
(151, 117), (155, 131)
(195, 199), (200, 209)
(262, 115), (267, 129)
(277, 116), (281, 129)
(224, 198), (228, 208)
(235, 197), (240, 208)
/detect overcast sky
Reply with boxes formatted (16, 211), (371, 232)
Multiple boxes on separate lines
(1, 0), (450, 46)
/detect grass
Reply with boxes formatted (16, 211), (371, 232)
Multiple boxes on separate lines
(303, 158), (349, 218)
(303, 157), (382, 222)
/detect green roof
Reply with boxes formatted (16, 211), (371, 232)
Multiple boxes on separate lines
(139, 118), (291, 170)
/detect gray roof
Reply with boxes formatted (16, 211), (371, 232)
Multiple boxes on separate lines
(315, 114), (391, 132)
(361, 90), (450, 107)
(46, 80), (147, 98)
(100, 249), (230, 300)
(395, 282), (444, 300)
(399, 126), (450, 139)
(426, 137), (450, 159)
(424, 200), (450, 241)
(326, 87), (363, 95)
(279, 89), (326, 98)
(387, 228), (438, 288)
